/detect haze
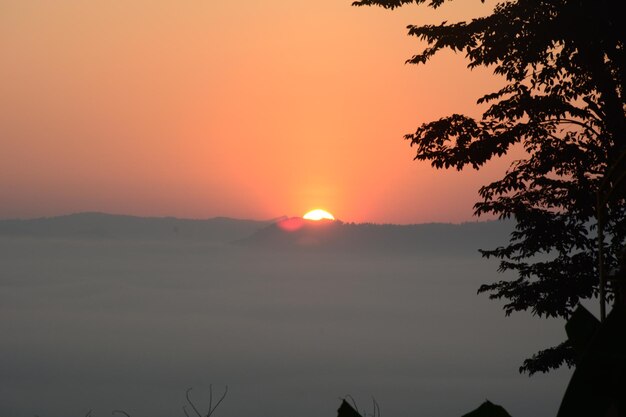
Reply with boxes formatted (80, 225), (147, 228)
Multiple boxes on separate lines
(0, 0), (511, 224)
(0, 214), (571, 417)
(0, 2), (572, 417)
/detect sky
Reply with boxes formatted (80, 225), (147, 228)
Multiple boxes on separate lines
(0, 0), (513, 224)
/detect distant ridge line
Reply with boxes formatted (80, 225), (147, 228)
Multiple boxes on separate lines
(0, 211), (501, 226)
(0, 212), (513, 253)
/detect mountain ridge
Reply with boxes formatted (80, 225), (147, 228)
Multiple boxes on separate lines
(237, 216), (513, 254)
(0, 212), (514, 253)
(0, 212), (272, 242)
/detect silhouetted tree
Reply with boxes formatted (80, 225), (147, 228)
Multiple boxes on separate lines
(352, 0), (626, 374)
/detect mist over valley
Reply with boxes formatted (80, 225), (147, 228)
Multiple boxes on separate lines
(1, 214), (570, 417)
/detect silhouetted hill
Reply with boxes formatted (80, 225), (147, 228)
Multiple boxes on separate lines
(237, 217), (513, 255)
(0, 213), (514, 253)
(0, 212), (271, 242)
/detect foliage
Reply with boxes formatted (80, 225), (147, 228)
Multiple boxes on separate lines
(352, 0), (626, 374)
(69, 386), (229, 417)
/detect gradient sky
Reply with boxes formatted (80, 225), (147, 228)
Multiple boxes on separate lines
(0, 0), (513, 223)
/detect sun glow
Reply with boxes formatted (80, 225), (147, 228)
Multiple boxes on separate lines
(303, 209), (335, 221)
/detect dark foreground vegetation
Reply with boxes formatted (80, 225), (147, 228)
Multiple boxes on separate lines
(353, 0), (626, 376)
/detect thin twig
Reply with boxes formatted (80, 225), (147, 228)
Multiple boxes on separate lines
(207, 385), (228, 417)
(345, 395), (358, 412)
(183, 405), (191, 417)
(112, 410), (131, 417)
(207, 384), (213, 417)
(186, 388), (203, 417)
(539, 118), (602, 138)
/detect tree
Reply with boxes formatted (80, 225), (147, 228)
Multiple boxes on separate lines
(352, 0), (626, 374)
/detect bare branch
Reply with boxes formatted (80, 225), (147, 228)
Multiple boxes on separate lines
(112, 410), (131, 417)
(207, 385), (228, 417)
(183, 406), (191, 417)
(540, 118), (602, 138)
(186, 388), (203, 417)
(207, 384), (213, 417)
(345, 395), (359, 412)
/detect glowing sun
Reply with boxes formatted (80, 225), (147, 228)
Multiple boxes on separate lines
(303, 209), (335, 221)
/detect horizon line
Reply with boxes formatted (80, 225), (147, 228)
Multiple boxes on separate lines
(0, 210), (504, 227)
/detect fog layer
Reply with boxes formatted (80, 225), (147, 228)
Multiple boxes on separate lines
(0, 214), (571, 417)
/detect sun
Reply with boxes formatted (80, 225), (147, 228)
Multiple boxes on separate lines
(303, 209), (335, 221)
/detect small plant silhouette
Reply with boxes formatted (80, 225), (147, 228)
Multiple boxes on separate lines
(338, 395), (380, 417)
(38, 386), (229, 417)
(183, 385), (228, 417)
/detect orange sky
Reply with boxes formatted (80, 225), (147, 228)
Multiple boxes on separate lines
(0, 0), (513, 224)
